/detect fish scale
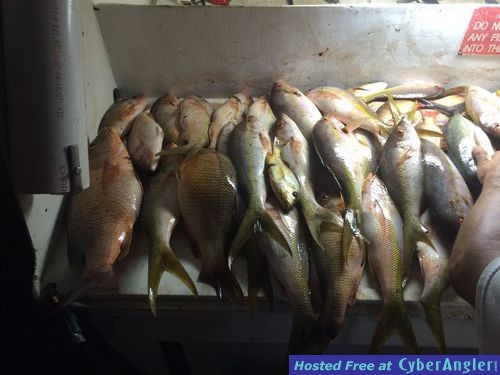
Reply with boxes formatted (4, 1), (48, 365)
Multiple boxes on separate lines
(67, 128), (143, 302)
(361, 174), (418, 354)
(177, 148), (242, 300)
(379, 117), (434, 284)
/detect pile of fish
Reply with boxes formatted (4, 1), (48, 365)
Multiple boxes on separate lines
(65, 80), (499, 355)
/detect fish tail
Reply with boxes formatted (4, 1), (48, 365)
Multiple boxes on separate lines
(199, 264), (243, 302)
(247, 244), (274, 318)
(301, 199), (342, 249)
(421, 297), (447, 354)
(148, 240), (198, 317)
(65, 266), (118, 307)
(403, 220), (434, 284)
(306, 316), (344, 354)
(287, 314), (316, 355)
(260, 207), (293, 256)
(343, 208), (365, 264)
(228, 207), (258, 267)
(370, 300), (419, 354)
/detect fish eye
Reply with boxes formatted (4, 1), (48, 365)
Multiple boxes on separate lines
(458, 217), (464, 225)
(397, 128), (405, 136)
(292, 191), (298, 197)
(277, 121), (285, 128)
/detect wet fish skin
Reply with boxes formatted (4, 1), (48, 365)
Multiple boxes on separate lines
(67, 128), (143, 301)
(418, 210), (451, 354)
(355, 129), (381, 173)
(269, 80), (322, 141)
(150, 93), (182, 145)
(379, 116), (433, 284)
(265, 146), (300, 212)
(421, 139), (473, 233)
(349, 81), (388, 97)
(127, 112), (164, 172)
(158, 95), (212, 157)
(444, 113), (495, 196)
(209, 93), (252, 149)
(360, 82), (444, 102)
(140, 152), (198, 316)
(273, 113), (342, 248)
(361, 174), (418, 354)
(306, 86), (392, 141)
(465, 86), (500, 140)
(313, 115), (369, 261)
(256, 203), (315, 355)
(307, 196), (364, 353)
(216, 122), (236, 156)
(177, 148), (242, 300)
(99, 97), (146, 137)
(228, 97), (292, 264)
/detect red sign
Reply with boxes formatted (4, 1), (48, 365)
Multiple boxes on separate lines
(458, 7), (500, 55)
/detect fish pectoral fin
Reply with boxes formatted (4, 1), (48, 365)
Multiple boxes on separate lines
(148, 240), (198, 317)
(396, 148), (414, 167)
(370, 301), (419, 354)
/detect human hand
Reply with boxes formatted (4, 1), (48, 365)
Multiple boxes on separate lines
(473, 147), (500, 188)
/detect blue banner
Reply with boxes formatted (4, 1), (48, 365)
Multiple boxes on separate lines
(289, 355), (500, 375)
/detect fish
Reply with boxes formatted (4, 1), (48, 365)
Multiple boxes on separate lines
(361, 174), (418, 354)
(444, 113), (495, 196)
(349, 81), (388, 97)
(216, 121), (236, 156)
(355, 129), (382, 173)
(418, 210), (451, 354)
(421, 139), (473, 233)
(227, 97), (292, 265)
(246, 237), (273, 317)
(265, 145), (300, 212)
(273, 113), (342, 248)
(158, 95), (212, 157)
(127, 112), (164, 172)
(209, 93), (252, 149)
(376, 100), (423, 127)
(379, 117), (434, 284)
(177, 148), (242, 300)
(418, 115), (446, 149)
(313, 115), (370, 260)
(98, 97), (147, 137)
(150, 93), (182, 145)
(269, 80), (322, 141)
(360, 82), (444, 102)
(307, 195), (364, 353)
(66, 128), (143, 301)
(140, 151), (197, 316)
(465, 86), (500, 140)
(255, 203), (315, 355)
(306, 86), (392, 142)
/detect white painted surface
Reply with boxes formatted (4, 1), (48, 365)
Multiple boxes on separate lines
(95, 4), (499, 99)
